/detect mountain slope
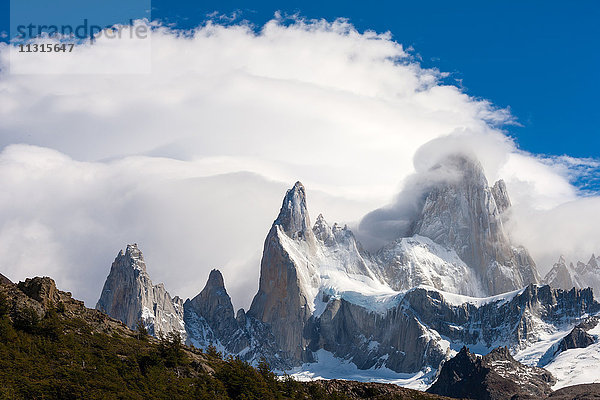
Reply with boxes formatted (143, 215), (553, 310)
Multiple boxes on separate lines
(94, 177), (600, 390)
(427, 346), (555, 400)
(0, 277), (452, 400)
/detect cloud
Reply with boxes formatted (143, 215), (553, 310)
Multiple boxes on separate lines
(0, 144), (373, 308)
(0, 18), (598, 306)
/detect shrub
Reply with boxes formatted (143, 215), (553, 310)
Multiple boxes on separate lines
(158, 331), (186, 367)
(135, 319), (149, 341)
(0, 292), (9, 317)
(13, 306), (40, 333)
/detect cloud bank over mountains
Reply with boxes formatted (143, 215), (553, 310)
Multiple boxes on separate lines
(0, 18), (598, 308)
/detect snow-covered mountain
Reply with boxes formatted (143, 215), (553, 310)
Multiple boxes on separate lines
(96, 154), (600, 390)
(544, 255), (600, 298)
(409, 155), (540, 295)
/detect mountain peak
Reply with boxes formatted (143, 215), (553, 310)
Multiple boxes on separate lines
(429, 153), (488, 186)
(274, 181), (312, 241)
(558, 255), (567, 265)
(588, 254), (598, 268)
(206, 269), (226, 289)
(96, 244), (184, 336)
(411, 153), (539, 295)
(114, 243), (147, 273)
(186, 268), (235, 335)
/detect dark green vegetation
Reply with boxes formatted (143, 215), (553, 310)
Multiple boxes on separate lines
(0, 277), (449, 400)
(0, 297), (300, 399)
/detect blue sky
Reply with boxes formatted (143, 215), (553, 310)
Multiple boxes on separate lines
(148, 0), (600, 161)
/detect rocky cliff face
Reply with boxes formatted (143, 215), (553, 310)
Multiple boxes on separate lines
(375, 235), (485, 296)
(248, 182), (318, 362)
(544, 257), (575, 291)
(96, 244), (185, 337)
(410, 155), (540, 295)
(94, 174), (599, 389)
(427, 346), (555, 400)
(2, 276), (135, 338)
(184, 269), (289, 368)
(307, 294), (450, 373)
(185, 269), (237, 341)
(303, 283), (599, 374)
(404, 284), (599, 354)
(552, 317), (598, 357)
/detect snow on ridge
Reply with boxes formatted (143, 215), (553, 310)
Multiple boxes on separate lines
(378, 234), (486, 297)
(287, 349), (436, 391)
(279, 216), (533, 316)
(432, 286), (528, 307)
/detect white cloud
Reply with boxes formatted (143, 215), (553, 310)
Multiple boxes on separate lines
(0, 18), (598, 306)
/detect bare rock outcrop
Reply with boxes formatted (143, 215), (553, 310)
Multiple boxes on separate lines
(411, 155), (540, 295)
(427, 346), (555, 400)
(96, 244), (185, 337)
(184, 268), (290, 369)
(248, 181), (317, 362)
(554, 316), (598, 356)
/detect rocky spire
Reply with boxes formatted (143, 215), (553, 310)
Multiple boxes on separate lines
(428, 346), (554, 399)
(96, 244), (185, 337)
(249, 181), (317, 361)
(275, 181), (314, 243)
(543, 256), (575, 291)
(185, 269), (236, 336)
(411, 154), (539, 295)
(313, 214), (335, 246)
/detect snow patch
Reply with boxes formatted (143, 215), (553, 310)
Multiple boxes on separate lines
(287, 349), (436, 390)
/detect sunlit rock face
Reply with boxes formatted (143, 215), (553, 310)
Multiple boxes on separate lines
(411, 155), (540, 295)
(96, 244), (185, 337)
(96, 164), (599, 385)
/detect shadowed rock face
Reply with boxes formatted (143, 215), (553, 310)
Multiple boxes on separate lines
(309, 296), (449, 373)
(554, 316), (598, 356)
(184, 269), (238, 350)
(186, 269), (236, 335)
(405, 285), (599, 352)
(491, 179), (511, 215)
(305, 284), (599, 374)
(17, 277), (60, 309)
(249, 181), (316, 361)
(544, 257), (575, 291)
(183, 268), (291, 369)
(411, 155), (540, 295)
(95, 244), (184, 337)
(427, 346), (555, 400)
